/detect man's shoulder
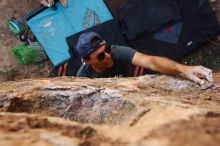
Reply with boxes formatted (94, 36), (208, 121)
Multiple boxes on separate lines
(111, 45), (133, 50)
(111, 45), (136, 54)
(111, 45), (136, 62)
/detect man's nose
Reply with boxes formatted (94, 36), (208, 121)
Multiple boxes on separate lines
(104, 52), (111, 58)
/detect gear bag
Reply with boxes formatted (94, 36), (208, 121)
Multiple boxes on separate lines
(117, 0), (182, 40)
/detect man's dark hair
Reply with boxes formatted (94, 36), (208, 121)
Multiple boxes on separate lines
(83, 55), (90, 60)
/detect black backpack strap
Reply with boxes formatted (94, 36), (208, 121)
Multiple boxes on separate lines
(62, 62), (68, 76)
(133, 66), (144, 77)
(57, 65), (63, 77)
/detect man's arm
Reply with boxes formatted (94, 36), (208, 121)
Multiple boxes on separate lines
(132, 52), (213, 85)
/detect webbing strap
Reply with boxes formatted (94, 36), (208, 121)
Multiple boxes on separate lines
(57, 65), (63, 77)
(139, 67), (144, 76)
(62, 62), (68, 76)
(134, 66), (139, 77)
(134, 66), (144, 77)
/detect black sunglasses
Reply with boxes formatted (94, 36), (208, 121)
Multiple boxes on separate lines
(96, 45), (111, 62)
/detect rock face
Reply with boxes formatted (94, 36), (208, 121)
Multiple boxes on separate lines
(3, 85), (137, 124)
(0, 74), (220, 146)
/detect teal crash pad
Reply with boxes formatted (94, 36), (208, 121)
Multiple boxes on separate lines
(25, 0), (113, 66)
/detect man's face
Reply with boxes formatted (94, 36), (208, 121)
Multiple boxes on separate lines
(86, 44), (113, 69)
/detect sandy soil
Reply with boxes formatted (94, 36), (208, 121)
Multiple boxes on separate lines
(0, 0), (51, 82)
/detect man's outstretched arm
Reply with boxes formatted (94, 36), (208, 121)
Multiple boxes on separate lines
(132, 52), (213, 85)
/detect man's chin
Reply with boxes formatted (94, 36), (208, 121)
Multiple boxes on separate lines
(102, 61), (112, 68)
(107, 61), (113, 68)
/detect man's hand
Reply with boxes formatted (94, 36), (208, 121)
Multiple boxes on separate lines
(181, 66), (213, 85)
(39, 0), (68, 7)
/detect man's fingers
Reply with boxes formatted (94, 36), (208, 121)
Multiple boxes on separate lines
(189, 74), (205, 85)
(40, 0), (54, 7)
(205, 72), (213, 82)
(40, 0), (68, 8)
(198, 66), (213, 82)
(49, 0), (55, 6)
(60, 0), (68, 7)
(184, 66), (213, 85)
(201, 66), (213, 82)
(40, 0), (49, 6)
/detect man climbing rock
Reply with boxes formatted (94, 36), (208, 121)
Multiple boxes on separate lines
(39, 0), (68, 7)
(76, 31), (213, 85)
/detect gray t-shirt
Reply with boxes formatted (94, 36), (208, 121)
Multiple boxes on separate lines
(76, 45), (136, 78)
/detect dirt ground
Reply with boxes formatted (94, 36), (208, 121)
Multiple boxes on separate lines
(0, 0), (220, 81)
(0, 0), (51, 82)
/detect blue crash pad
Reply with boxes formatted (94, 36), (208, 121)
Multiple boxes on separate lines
(25, 0), (113, 66)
